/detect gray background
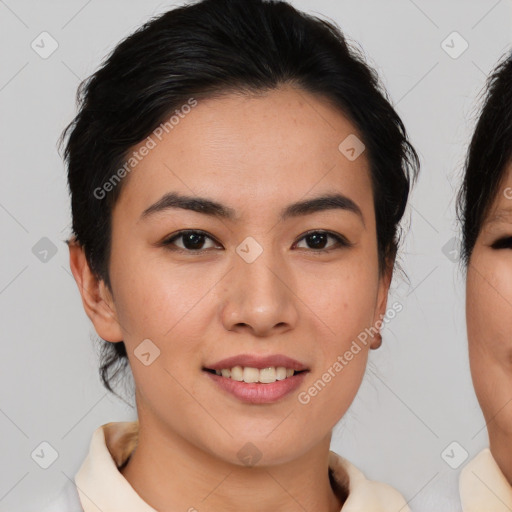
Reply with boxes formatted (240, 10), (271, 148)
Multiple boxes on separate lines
(1, 0), (511, 511)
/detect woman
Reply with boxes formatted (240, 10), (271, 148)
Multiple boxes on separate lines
(457, 52), (512, 511)
(44, 0), (419, 509)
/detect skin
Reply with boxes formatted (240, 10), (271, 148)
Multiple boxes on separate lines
(69, 84), (392, 512)
(467, 165), (512, 485)
(466, 165), (512, 484)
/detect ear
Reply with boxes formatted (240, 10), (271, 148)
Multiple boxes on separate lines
(370, 257), (394, 350)
(68, 238), (123, 342)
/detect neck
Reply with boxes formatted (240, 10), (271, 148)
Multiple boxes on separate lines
(119, 415), (345, 512)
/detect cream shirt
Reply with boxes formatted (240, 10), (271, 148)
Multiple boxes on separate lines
(41, 421), (410, 512)
(460, 448), (512, 511)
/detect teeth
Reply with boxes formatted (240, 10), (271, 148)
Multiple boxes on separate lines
(211, 366), (300, 383)
(231, 365), (243, 381)
(259, 367), (276, 383)
(276, 367), (287, 380)
(243, 367), (259, 383)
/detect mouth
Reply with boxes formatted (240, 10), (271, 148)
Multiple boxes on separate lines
(202, 354), (310, 404)
(202, 366), (308, 384)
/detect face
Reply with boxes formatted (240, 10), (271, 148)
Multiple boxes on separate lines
(467, 165), (512, 454)
(73, 84), (391, 467)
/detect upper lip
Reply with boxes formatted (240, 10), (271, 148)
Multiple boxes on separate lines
(204, 354), (309, 371)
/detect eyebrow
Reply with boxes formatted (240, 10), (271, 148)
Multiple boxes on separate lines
(139, 192), (364, 225)
(484, 208), (512, 226)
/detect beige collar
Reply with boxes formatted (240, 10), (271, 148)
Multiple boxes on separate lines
(74, 420), (409, 512)
(460, 448), (512, 511)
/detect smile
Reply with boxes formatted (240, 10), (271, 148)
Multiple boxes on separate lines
(204, 365), (306, 384)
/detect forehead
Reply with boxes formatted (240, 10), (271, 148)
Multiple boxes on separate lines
(114, 85), (373, 220)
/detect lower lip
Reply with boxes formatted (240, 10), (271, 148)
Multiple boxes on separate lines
(204, 370), (308, 404)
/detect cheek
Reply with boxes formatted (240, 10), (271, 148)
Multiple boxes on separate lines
(112, 243), (207, 322)
(295, 258), (378, 415)
(467, 254), (512, 362)
(296, 328), (370, 438)
(307, 256), (380, 340)
(108, 257), (209, 376)
(467, 252), (512, 427)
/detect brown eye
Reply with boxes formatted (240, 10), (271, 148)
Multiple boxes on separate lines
(162, 230), (221, 252)
(294, 230), (351, 252)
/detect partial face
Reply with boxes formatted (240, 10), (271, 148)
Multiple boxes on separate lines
(98, 85), (390, 465)
(467, 165), (512, 448)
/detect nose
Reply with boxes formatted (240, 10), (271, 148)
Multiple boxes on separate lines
(220, 244), (299, 337)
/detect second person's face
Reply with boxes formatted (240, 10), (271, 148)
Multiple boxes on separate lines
(467, 164), (512, 475)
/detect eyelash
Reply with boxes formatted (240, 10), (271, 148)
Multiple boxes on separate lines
(491, 236), (512, 250)
(160, 229), (352, 254)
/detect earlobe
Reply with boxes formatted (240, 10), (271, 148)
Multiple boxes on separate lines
(370, 332), (383, 350)
(370, 261), (394, 350)
(68, 240), (124, 342)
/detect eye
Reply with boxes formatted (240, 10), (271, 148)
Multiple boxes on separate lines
(491, 236), (512, 250)
(161, 230), (222, 252)
(294, 230), (351, 253)
(160, 229), (351, 254)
